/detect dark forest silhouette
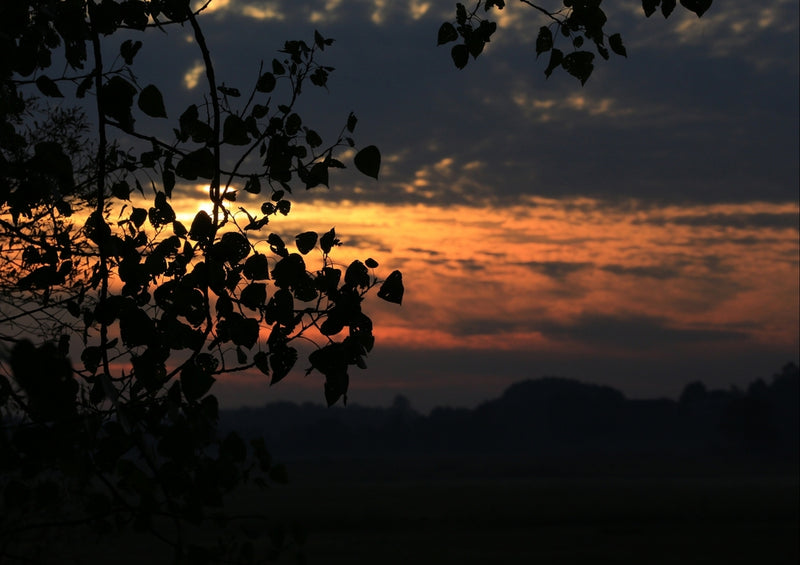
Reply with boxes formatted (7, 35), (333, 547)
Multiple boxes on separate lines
(222, 363), (799, 472)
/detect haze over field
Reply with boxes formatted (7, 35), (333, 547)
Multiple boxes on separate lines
(108, 0), (798, 410)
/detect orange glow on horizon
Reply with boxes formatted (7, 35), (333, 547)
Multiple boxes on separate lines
(156, 192), (798, 360)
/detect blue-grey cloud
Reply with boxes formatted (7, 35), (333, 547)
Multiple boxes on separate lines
(537, 311), (750, 349)
(519, 260), (594, 280)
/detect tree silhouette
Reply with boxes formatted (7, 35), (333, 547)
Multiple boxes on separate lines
(0, 1), (715, 563)
(1, 1), (402, 562)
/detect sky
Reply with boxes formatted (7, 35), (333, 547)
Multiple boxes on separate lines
(107, 0), (798, 411)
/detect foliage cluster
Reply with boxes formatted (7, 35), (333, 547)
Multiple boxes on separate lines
(438, 0), (713, 84)
(0, 0), (716, 563)
(1, 1), (402, 563)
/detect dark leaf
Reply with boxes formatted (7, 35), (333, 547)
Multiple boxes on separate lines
(314, 30), (327, 50)
(377, 270), (404, 305)
(680, 0), (712, 17)
(305, 129), (323, 148)
(176, 148), (215, 180)
(272, 58), (285, 75)
(163, 169), (176, 197)
(437, 22), (458, 45)
(119, 306), (154, 347)
(305, 162), (329, 189)
(295, 231), (318, 255)
(244, 174), (261, 194)
(561, 51), (595, 85)
(365, 258), (378, 268)
(264, 288), (294, 326)
(189, 210), (214, 242)
(451, 44), (469, 69)
(138, 84), (167, 118)
(535, 26), (553, 58)
(244, 253), (270, 280)
(346, 112), (357, 133)
(354, 145), (381, 179)
(456, 3), (467, 25)
(270, 346), (297, 385)
(35, 76), (63, 97)
(256, 72), (276, 93)
(661, 0), (676, 17)
(544, 48), (563, 78)
(111, 181), (130, 200)
(240, 283), (267, 310)
(218, 85), (241, 97)
(120, 39), (143, 65)
(181, 361), (216, 401)
(271, 254), (306, 289)
(223, 114), (250, 145)
(345, 260), (370, 289)
(101, 76), (137, 130)
(320, 228), (338, 254)
(253, 351), (270, 376)
(642, 0), (660, 17)
(609, 34), (627, 57)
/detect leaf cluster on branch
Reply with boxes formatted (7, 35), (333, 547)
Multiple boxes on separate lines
(1, 1), (402, 562)
(438, 0), (714, 84)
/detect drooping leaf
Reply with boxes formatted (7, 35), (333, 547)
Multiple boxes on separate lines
(256, 72), (276, 93)
(101, 76), (137, 130)
(271, 254), (306, 289)
(642, 0), (660, 17)
(346, 112), (357, 133)
(35, 76), (63, 97)
(111, 181), (131, 200)
(680, 0), (712, 17)
(253, 351), (270, 376)
(189, 210), (214, 242)
(535, 27), (553, 58)
(377, 270), (404, 305)
(243, 174), (261, 194)
(305, 129), (323, 148)
(264, 288), (294, 326)
(175, 147), (215, 180)
(451, 44), (469, 69)
(240, 283), (267, 310)
(609, 34), (627, 57)
(243, 253), (270, 280)
(223, 114), (250, 145)
(561, 51), (595, 85)
(180, 359), (216, 401)
(270, 345), (297, 385)
(120, 39), (143, 65)
(320, 228), (339, 254)
(138, 84), (167, 118)
(354, 145), (381, 179)
(544, 48), (563, 78)
(437, 22), (458, 45)
(344, 260), (370, 289)
(661, 0), (676, 17)
(295, 231), (318, 255)
(119, 306), (154, 347)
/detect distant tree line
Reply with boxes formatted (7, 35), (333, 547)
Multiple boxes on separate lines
(223, 363), (799, 468)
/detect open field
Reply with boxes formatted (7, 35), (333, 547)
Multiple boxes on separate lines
(9, 459), (798, 565)
(257, 473), (799, 565)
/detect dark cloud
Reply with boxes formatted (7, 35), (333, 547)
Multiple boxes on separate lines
(519, 260), (594, 280)
(537, 311), (750, 349)
(600, 264), (681, 280)
(128, 0), (799, 208)
(638, 212), (800, 231)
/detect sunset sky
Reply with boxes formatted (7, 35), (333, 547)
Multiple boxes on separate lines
(113, 0), (798, 411)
